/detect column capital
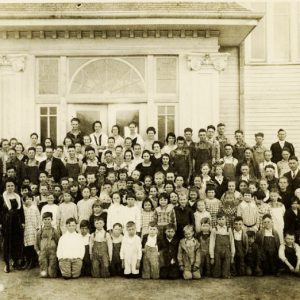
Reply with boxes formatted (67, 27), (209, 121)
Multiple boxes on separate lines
(0, 55), (26, 72)
(187, 52), (230, 71)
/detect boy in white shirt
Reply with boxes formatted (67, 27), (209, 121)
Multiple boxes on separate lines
(57, 217), (85, 279)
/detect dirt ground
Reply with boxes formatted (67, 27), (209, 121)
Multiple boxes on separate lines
(0, 261), (299, 300)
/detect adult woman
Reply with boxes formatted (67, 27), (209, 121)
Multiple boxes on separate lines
(90, 121), (108, 153)
(35, 144), (46, 163)
(236, 148), (260, 180)
(0, 179), (25, 272)
(144, 127), (156, 152)
(135, 150), (156, 181)
(162, 132), (177, 155)
(110, 125), (124, 147)
(63, 137), (73, 158)
(120, 149), (135, 176)
(44, 137), (56, 149)
(156, 153), (175, 177)
(151, 141), (163, 171)
(15, 142), (28, 164)
(25, 147), (40, 184)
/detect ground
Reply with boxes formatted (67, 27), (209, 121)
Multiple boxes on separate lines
(0, 261), (299, 300)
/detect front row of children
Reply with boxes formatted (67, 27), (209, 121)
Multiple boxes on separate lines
(36, 210), (300, 280)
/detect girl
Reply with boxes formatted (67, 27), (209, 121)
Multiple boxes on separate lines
(249, 181), (258, 196)
(162, 132), (177, 155)
(204, 186), (222, 227)
(143, 175), (153, 195)
(107, 192), (125, 232)
(135, 150), (156, 182)
(169, 191), (179, 208)
(219, 192), (238, 229)
(15, 143), (28, 164)
(77, 187), (95, 224)
(238, 180), (249, 195)
(212, 163), (228, 200)
(268, 189), (286, 243)
(1, 179), (25, 273)
(194, 200), (211, 234)
(57, 192), (78, 234)
(77, 174), (87, 190)
(41, 193), (59, 228)
(23, 194), (40, 269)
(110, 124), (124, 147)
(148, 185), (158, 208)
(188, 187), (200, 211)
(221, 180), (241, 203)
(277, 148), (291, 177)
(141, 199), (155, 237)
(156, 153), (175, 176)
(62, 137), (73, 158)
(258, 179), (269, 202)
(200, 163), (211, 185)
(44, 137), (56, 149)
(153, 192), (176, 236)
(193, 175), (206, 200)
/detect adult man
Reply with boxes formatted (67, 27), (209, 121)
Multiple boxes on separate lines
(206, 125), (220, 164)
(252, 132), (268, 164)
(65, 118), (85, 145)
(193, 129), (212, 175)
(183, 128), (195, 153)
(216, 123), (231, 158)
(284, 156), (300, 192)
(233, 130), (250, 162)
(39, 146), (67, 183)
(219, 143), (238, 181)
(270, 129), (295, 164)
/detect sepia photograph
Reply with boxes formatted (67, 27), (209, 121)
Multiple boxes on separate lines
(0, 0), (300, 299)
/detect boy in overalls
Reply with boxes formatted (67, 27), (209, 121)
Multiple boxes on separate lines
(89, 217), (112, 278)
(209, 212), (235, 278)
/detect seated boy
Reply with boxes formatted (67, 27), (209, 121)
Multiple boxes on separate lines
(57, 217), (85, 279)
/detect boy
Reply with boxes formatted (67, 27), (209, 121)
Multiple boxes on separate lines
(159, 224), (180, 279)
(36, 212), (60, 278)
(178, 225), (201, 280)
(120, 221), (142, 278)
(253, 190), (270, 230)
(80, 220), (91, 277)
(259, 150), (278, 179)
(110, 223), (123, 277)
(284, 197), (300, 244)
(278, 232), (300, 275)
(244, 231), (262, 276)
(89, 217), (112, 278)
(237, 189), (259, 232)
(57, 217), (85, 279)
(197, 217), (211, 277)
(142, 222), (162, 279)
(90, 200), (108, 233)
(174, 193), (195, 239)
(255, 214), (280, 275)
(209, 213), (235, 278)
(232, 216), (248, 276)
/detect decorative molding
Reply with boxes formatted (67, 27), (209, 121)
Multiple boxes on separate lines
(0, 55), (26, 72)
(187, 52), (230, 71)
(0, 30), (220, 40)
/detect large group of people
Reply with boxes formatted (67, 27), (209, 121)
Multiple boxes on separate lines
(0, 118), (299, 280)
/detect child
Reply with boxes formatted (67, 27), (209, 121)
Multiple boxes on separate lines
(169, 191), (179, 208)
(193, 175), (206, 200)
(178, 225), (201, 280)
(231, 216), (248, 276)
(194, 200), (211, 234)
(123, 193), (141, 235)
(41, 193), (59, 229)
(57, 217), (85, 279)
(110, 223), (123, 277)
(107, 192), (125, 232)
(36, 212), (60, 278)
(36, 183), (49, 211)
(188, 187), (200, 211)
(120, 221), (142, 278)
(89, 217), (112, 278)
(220, 192), (238, 229)
(255, 214), (280, 275)
(237, 189), (259, 232)
(254, 190), (270, 230)
(148, 185), (159, 208)
(89, 184), (99, 202)
(153, 192), (176, 236)
(174, 176), (188, 197)
(200, 163), (212, 185)
(141, 199), (155, 237)
(23, 194), (40, 269)
(212, 163), (228, 200)
(244, 231), (262, 276)
(209, 213), (235, 278)
(99, 181), (113, 210)
(284, 197), (300, 244)
(77, 187), (95, 224)
(174, 193), (195, 239)
(154, 171), (166, 194)
(142, 222), (162, 279)
(159, 224), (180, 279)
(205, 185), (222, 227)
(258, 179), (269, 202)
(278, 232), (300, 275)
(79, 220), (91, 277)
(220, 181), (241, 203)
(89, 200), (107, 233)
(57, 192), (78, 234)
(268, 188), (285, 243)
(197, 217), (211, 277)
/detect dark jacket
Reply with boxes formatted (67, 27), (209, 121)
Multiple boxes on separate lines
(284, 208), (300, 235)
(270, 141), (295, 164)
(283, 170), (300, 192)
(160, 236), (179, 267)
(174, 206), (195, 239)
(255, 229), (280, 252)
(39, 157), (67, 183)
(142, 234), (163, 251)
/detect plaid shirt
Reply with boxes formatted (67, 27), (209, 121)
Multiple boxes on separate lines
(154, 204), (176, 227)
(205, 198), (222, 227)
(141, 210), (155, 237)
(220, 205), (237, 229)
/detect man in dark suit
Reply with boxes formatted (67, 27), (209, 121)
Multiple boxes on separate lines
(283, 156), (300, 192)
(39, 146), (66, 183)
(270, 129), (295, 163)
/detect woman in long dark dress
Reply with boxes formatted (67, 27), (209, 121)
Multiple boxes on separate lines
(0, 179), (25, 273)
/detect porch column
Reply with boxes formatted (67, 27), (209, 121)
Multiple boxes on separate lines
(179, 52), (230, 134)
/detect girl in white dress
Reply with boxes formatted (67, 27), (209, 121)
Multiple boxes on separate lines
(107, 192), (126, 232)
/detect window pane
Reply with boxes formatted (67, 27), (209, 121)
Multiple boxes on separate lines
(273, 2), (290, 61)
(49, 107), (57, 115)
(167, 115), (175, 133)
(40, 107), (47, 115)
(156, 57), (177, 94)
(77, 111), (99, 135)
(167, 106), (175, 114)
(115, 110), (139, 137)
(49, 116), (57, 145)
(40, 116), (48, 145)
(158, 115), (166, 144)
(38, 58), (59, 95)
(250, 2), (266, 61)
(157, 106), (165, 115)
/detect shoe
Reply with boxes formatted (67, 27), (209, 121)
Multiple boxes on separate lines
(4, 265), (10, 273)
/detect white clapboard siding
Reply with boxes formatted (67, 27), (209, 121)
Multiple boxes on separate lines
(244, 64), (300, 156)
(219, 47), (240, 142)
